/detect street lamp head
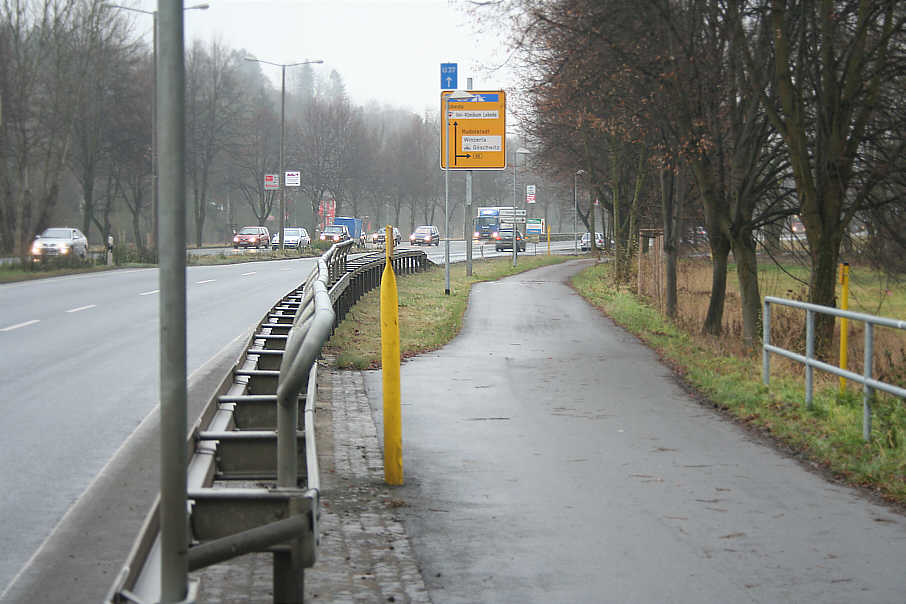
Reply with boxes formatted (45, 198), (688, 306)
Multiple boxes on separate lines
(516, 147), (531, 155)
(576, 169), (586, 175)
(245, 57), (324, 67)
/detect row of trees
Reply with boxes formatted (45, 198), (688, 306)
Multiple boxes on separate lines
(487, 0), (906, 351)
(2, 0), (570, 260)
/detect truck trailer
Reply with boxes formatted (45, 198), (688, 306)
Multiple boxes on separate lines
(332, 216), (364, 247)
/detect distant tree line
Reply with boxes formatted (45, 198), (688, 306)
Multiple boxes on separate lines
(1, 0), (571, 260)
(483, 0), (906, 351)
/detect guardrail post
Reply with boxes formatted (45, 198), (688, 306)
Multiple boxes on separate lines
(805, 309), (814, 409)
(762, 299), (771, 386)
(863, 323), (874, 442)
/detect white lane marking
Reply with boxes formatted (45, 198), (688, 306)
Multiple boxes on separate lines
(1, 319), (40, 332)
(139, 289), (159, 296)
(241, 271), (256, 276)
(195, 279), (215, 284)
(0, 328), (250, 601)
(280, 268), (292, 271)
(66, 304), (97, 313)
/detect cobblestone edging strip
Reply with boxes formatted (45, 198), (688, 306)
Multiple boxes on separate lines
(193, 365), (430, 603)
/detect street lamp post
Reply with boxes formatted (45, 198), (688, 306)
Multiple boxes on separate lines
(443, 89), (474, 295)
(244, 57), (323, 252)
(105, 3), (209, 254)
(574, 169), (585, 255)
(512, 147), (530, 267)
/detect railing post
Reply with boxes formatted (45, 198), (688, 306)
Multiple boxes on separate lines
(805, 309), (814, 409)
(762, 299), (771, 386)
(863, 323), (874, 442)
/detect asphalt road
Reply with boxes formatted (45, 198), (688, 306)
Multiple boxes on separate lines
(365, 259), (906, 603)
(0, 257), (318, 594)
(0, 240), (583, 597)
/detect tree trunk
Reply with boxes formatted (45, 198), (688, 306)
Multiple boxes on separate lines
(703, 233), (731, 335)
(808, 223), (843, 357)
(730, 228), (761, 347)
(81, 168), (95, 245)
(660, 168), (678, 318)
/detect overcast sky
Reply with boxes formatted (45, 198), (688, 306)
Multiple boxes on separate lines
(132, 0), (514, 115)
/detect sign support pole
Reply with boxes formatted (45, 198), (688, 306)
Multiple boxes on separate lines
(444, 95), (451, 295)
(466, 171), (472, 276)
(465, 77), (473, 277)
(512, 153), (518, 267)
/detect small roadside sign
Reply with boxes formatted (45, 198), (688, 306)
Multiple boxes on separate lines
(285, 170), (301, 187)
(499, 207), (526, 225)
(440, 63), (458, 89)
(526, 184), (536, 204)
(264, 173), (279, 190)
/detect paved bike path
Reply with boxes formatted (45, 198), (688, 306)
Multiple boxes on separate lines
(365, 259), (906, 603)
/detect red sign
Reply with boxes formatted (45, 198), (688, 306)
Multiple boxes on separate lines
(264, 174), (279, 190)
(318, 198), (336, 230)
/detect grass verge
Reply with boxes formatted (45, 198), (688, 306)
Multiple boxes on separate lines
(322, 254), (570, 369)
(572, 262), (906, 507)
(0, 248), (318, 283)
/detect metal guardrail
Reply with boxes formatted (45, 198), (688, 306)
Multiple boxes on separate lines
(107, 240), (428, 603)
(762, 296), (906, 441)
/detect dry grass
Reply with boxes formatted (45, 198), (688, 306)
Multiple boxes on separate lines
(637, 255), (906, 390)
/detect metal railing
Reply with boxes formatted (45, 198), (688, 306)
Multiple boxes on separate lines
(107, 240), (428, 603)
(762, 296), (906, 441)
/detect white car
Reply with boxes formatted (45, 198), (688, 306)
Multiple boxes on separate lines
(271, 227), (310, 249)
(30, 227), (89, 262)
(580, 232), (604, 251)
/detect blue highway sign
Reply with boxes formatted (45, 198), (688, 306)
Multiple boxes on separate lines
(441, 63), (458, 90)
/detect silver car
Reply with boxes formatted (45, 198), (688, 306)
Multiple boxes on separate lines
(30, 227), (89, 262)
(271, 227), (311, 249)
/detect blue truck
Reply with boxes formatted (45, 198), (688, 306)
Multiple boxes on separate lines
(474, 207), (504, 240)
(332, 216), (364, 247)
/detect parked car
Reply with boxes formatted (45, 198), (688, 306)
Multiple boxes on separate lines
(580, 232), (604, 251)
(233, 226), (270, 249)
(320, 224), (351, 243)
(271, 227), (310, 250)
(410, 225), (440, 246)
(494, 228), (526, 252)
(371, 227), (401, 246)
(30, 227), (89, 262)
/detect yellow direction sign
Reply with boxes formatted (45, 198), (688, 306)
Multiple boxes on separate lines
(440, 90), (506, 170)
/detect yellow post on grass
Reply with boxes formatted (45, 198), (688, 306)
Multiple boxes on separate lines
(547, 224), (551, 256)
(381, 225), (403, 484)
(839, 262), (850, 394)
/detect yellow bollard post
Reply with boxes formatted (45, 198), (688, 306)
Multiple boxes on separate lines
(381, 225), (403, 485)
(547, 224), (551, 256)
(839, 262), (850, 394)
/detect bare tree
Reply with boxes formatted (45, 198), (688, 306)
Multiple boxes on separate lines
(0, 0), (93, 256)
(755, 0), (906, 352)
(186, 39), (244, 247)
(228, 87), (279, 226)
